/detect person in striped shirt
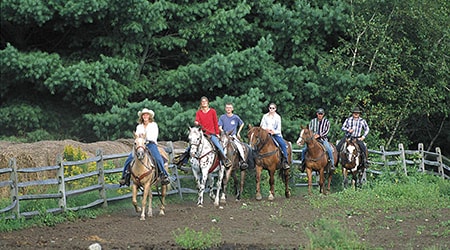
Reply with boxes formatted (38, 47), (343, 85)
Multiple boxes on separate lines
(298, 108), (335, 171)
(337, 107), (370, 167)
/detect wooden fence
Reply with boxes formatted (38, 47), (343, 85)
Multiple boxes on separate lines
(1, 142), (448, 220)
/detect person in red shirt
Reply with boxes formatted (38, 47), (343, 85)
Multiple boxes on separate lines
(195, 96), (231, 167)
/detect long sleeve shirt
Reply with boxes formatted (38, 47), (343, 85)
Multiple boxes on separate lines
(341, 117), (369, 138)
(135, 122), (159, 143)
(309, 118), (330, 141)
(195, 108), (220, 135)
(260, 112), (282, 137)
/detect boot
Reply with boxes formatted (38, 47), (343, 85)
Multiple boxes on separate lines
(219, 152), (232, 168)
(161, 174), (170, 185)
(119, 171), (130, 187)
(300, 161), (306, 172)
(282, 158), (290, 169)
(239, 161), (248, 170)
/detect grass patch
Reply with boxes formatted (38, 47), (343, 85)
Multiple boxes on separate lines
(172, 227), (222, 250)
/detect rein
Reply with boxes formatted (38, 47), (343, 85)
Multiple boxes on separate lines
(250, 129), (278, 159)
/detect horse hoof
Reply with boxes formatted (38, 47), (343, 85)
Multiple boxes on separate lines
(197, 204), (203, 208)
(285, 192), (291, 198)
(256, 194), (262, 201)
(268, 194), (274, 201)
(159, 211), (165, 216)
(140, 217), (145, 221)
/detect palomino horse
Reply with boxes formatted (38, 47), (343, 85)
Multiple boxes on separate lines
(297, 126), (338, 195)
(130, 133), (168, 220)
(188, 127), (225, 207)
(339, 137), (367, 189)
(220, 131), (253, 201)
(247, 125), (291, 201)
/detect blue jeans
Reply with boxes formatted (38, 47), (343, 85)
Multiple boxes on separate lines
(210, 134), (226, 157)
(272, 134), (288, 162)
(301, 140), (334, 164)
(122, 143), (168, 177)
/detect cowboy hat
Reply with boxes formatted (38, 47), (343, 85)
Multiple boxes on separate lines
(351, 107), (362, 113)
(138, 108), (154, 118)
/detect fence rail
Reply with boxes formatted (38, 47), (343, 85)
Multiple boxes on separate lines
(1, 142), (448, 220)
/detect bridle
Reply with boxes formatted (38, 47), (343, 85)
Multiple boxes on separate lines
(189, 129), (215, 160)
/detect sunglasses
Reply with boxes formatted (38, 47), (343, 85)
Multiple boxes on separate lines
(269, 107), (276, 110)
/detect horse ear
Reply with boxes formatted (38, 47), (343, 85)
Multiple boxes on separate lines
(248, 124), (253, 129)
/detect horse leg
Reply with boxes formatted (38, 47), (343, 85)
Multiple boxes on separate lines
(213, 165), (225, 207)
(220, 166), (233, 204)
(268, 169), (275, 201)
(327, 171), (332, 193)
(343, 169), (349, 189)
(237, 169), (246, 201)
(146, 182), (153, 219)
(255, 166), (263, 201)
(132, 184), (141, 214)
(319, 170), (325, 195)
(140, 182), (151, 220)
(307, 168), (313, 195)
(159, 184), (166, 216)
(283, 169), (291, 198)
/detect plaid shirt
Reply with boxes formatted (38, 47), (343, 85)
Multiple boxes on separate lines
(341, 117), (369, 138)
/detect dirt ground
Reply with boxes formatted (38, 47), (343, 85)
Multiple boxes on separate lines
(0, 140), (449, 249)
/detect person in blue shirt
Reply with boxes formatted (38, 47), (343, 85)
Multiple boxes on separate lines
(219, 103), (247, 169)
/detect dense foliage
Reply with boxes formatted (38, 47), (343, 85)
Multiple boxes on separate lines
(1, 0), (448, 154)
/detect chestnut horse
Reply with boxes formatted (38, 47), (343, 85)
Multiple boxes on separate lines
(130, 133), (168, 220)
(220, 131), (253, 201)
(297, 126), (338, 195)
(247, 125), (291, 201)
(339, 137), (367, 189)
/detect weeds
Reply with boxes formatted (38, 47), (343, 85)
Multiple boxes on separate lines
(172, 227), (222, 249)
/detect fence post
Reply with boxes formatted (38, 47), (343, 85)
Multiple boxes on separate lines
(380, 145), (387, 168)
(418, 143), (425, 172)
(167, 141), (183, 199)
(9, 158), (20, 219)
(399, 144), (407, 176)
(436, 147), (444, 179)
(96, 149), (107, 208)
(57, 154), (67, 212)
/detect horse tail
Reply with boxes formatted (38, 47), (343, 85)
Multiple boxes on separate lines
(278, 168), (289, 184)
(246, 145), (256, 169)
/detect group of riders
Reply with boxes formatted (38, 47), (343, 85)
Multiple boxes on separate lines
(119, 96), (370, 187)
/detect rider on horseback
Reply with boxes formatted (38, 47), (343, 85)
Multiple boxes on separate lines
(260, 103), (290, 169)
(119, 108), (172, 186)
(337, 107), (370, 167)
(194, 96), (231, 168)
(298, 108), (335, 172)
(219, 103), (248, 170)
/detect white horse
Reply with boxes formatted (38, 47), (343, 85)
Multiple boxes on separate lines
(188, 127), (225, 207)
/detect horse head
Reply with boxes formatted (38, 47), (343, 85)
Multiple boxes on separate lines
(340, 138), (359, 169)
(188, 126), (203, 157)
(247, 125), (266, 151)
(133, 132), (147, 160)
(297, 125), (314, 147)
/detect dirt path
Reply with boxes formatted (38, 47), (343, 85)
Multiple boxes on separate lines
(1, 194), (448, 250)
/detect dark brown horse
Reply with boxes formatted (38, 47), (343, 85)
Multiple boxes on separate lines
(297, 126), (338, 195)
(339, 137), (367, 189)
(247, 125), (291, 201)
(220, 131), (253, 201)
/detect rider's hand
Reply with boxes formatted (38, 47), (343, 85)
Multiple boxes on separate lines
(359, 136), (365, 141)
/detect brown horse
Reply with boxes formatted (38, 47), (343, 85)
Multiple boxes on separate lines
(220, 131), (253, 201)
(339, 137), (367, 189)
(247, 125), (291, 201)
(297, 126), (338, 195)
(130, 133), (168, 220)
